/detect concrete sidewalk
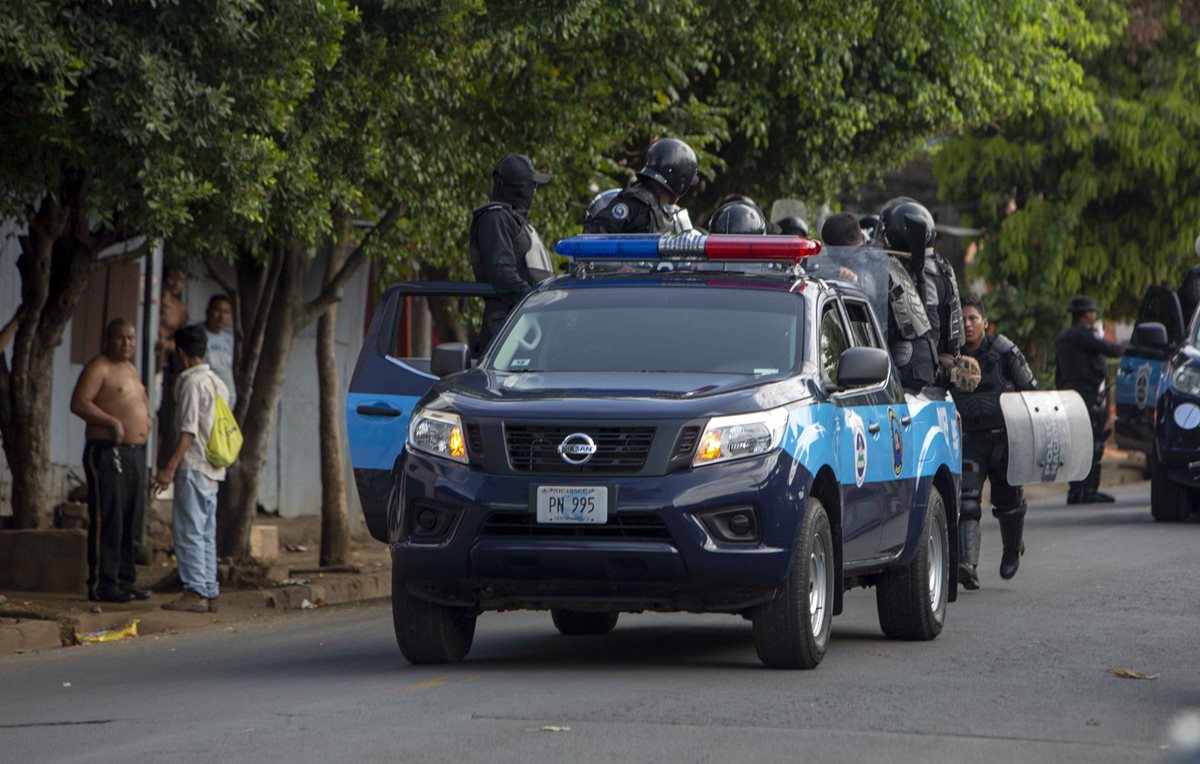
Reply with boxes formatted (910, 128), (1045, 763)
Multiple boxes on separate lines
(0, 542), (391, 654)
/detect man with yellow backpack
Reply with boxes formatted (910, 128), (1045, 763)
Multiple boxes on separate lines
(153, 324), (242, 613)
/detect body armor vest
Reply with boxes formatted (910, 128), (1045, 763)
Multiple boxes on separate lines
(623, 186), (672, 233)
(887, 257), (931, 340)
(469, 202), (550, 284)
(954, 334), (1017, 431)
(926, 255), (964, 354)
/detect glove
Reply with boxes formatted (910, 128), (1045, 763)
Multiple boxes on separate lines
(941, 353), (981, 392)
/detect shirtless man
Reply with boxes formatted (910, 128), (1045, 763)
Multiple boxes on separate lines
(71, 319), (153, 603)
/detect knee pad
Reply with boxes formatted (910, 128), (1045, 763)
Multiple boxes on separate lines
(959, 460), (984, 522)
(993, 500), (1027, 520)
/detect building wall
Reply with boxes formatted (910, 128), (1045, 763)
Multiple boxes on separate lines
(1, 223), (368, 528)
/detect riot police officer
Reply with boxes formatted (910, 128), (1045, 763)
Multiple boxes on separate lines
(584, 188), (621, 226)
(878, 200), (940, 389)
(584, 138), (698, 234)
(469, 154), (553, 353)
(880, 199), (974, 391)
(1056, 296), (1123, 504)
(953, 296), (1037, 587)
(708, 201), (767, 234)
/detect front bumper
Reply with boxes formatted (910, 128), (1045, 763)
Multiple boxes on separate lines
(390, 449), (812, 613)
(1155, 388), (1200, 487)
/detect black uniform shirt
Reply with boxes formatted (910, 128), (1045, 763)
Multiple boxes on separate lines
(1054, 323), (1122, 392)
(582, 186), (669, 234)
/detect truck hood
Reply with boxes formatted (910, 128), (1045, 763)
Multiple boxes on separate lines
(422, 369), (815, 420)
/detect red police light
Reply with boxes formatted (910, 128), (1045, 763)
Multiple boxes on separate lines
(703, 235), (822, 262)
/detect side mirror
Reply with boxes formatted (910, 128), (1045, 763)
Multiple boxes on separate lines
(836, 347), (891, 389)
(430, 343), (469, 377)
(1132, 322), (1170, 350)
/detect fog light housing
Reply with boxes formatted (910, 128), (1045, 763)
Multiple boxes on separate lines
(416, 508), (439, 531)
(407, 501), (460, 541)
(696, 506), (760, 544)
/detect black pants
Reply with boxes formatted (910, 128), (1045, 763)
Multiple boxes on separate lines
(961, 430), (1024, 518)
(1069, 402), (1107, 493)
(83, 441), (146, 597)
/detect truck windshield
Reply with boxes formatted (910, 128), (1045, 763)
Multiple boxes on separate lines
(489, 286), (803, 376)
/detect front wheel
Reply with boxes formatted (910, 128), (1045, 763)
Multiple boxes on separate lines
(876, 485), (949, 641)
(392, 564), (476, 664)
(1150, 452), (1190, 522)
(551, 610), (619, 636)
(753, 497), (834, 669)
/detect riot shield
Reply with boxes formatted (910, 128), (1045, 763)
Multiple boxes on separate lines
(804, 246), (890, 332)
(1001, 390), (1094, 484)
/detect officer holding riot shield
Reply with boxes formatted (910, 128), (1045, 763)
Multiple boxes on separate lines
(953, 296), (1037, 588)
(470, 154), (554, 353)
(1056, 296), (1123, 504)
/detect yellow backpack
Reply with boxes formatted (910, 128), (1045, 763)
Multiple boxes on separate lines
(206, 376), (243, 469)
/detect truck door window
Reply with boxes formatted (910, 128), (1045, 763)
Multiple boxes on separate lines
(819, 304), (849, 384)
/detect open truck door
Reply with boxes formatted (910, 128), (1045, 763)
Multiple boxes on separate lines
(347, 282), (494, 541)
(1116, 285), (1184, 454)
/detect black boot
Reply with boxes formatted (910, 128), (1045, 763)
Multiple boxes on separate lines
(958, 518), (981, 590)
(996, 511), (1025, 580)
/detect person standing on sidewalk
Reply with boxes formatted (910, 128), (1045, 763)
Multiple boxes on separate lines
(70, 319), (153, 603)
(952, 297), (1037, 588)
(200, 294), (236, 410)
(153, 325), (229, 613)
(1056, 295), (1123, 504)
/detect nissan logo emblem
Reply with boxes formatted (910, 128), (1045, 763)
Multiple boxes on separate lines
(557, 433), (597, 465)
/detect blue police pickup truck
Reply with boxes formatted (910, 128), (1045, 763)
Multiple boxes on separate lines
(1117, 285), (1200, 521)
(346, 234), (962, 669)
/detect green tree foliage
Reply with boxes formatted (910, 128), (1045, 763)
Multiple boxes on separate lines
(936, 0), (1200, 363)
(0, 0), (348, 528)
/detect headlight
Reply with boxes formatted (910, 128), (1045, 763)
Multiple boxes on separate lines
(408, 409), (468, 463)
(1174, 366), (1200, 396)
(693, 407), (789, 467)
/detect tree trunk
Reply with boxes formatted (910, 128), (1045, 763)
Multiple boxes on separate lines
(317, 237), (351, 567)
(217, 249), (303, 560)
(0, 172), (128, 528)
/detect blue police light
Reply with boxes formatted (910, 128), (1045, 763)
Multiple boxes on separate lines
(553, 235), (662, 259)
(554, 234), (821, 262)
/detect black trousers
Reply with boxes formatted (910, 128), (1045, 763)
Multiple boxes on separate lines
(83, 440), (146, 596)
(1069, 401), (1107, 493)
(961, 430), (1024, 517)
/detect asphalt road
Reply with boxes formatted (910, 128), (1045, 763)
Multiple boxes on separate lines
(3, 483), (1198, 763)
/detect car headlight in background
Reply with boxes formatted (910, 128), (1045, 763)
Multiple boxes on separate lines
(408, 409), (468, 463)
(1173, 366), (1200, 396)
(693, 407), (789, 467)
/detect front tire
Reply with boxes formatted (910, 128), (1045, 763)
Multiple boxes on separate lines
(392, 564), (476, 664)
(753, 497), (834, 669)
(551, 610), (619, 636)
(1150, 452), (1190, 522)
(876, 486), (949, 641)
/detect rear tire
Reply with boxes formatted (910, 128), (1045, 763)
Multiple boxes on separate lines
(876, 486), (949, 641)
(753, 497), (834, 670)
(551, 610), (619, 636)
(1150, 452), (1190, 522)
(392, 566), (476, 664)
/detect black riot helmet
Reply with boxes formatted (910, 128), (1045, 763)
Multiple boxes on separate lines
(708, 202), (767, 235)
(636, 138), (699, 200)
(858, 214), (880, 240)
(776, 216), (809, 237)
(881, 200), (936, 251)
(585, 188), (621, 224)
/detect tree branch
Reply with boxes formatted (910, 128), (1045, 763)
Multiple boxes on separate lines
(301, 203), (404, 325)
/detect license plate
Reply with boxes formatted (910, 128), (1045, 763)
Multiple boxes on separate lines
(536, 486), (608, 524)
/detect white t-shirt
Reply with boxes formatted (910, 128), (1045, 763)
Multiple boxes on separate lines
(204, 328), (236, 409)
(175, 364), (230, 481)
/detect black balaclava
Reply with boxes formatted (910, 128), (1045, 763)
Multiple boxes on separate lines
(491, 180), (536, 219)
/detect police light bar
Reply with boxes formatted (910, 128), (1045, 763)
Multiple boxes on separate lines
(554, 234), (822, 262)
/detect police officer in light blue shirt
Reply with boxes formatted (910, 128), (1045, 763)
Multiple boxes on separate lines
(200, 295), (236, 409)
